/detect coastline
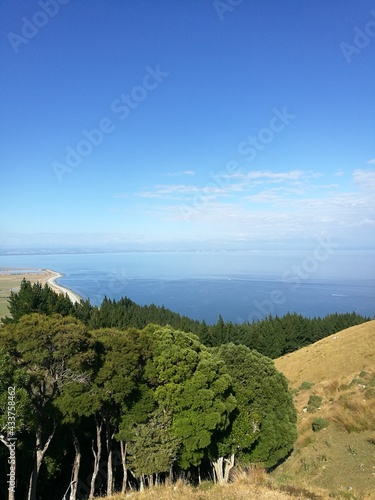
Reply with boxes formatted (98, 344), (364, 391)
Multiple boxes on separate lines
(44, 269), (82, 304)
(0, 268), (82, 307)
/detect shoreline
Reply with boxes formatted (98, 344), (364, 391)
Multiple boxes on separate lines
(44, 269), (82, 304)
(0, 268), (82, 305)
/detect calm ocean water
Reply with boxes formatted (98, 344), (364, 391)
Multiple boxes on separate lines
(0, 252), (374, 324)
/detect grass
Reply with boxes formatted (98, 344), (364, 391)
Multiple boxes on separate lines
(273, 321), (375, 498)
(330, 397), (375, 433)
(274, 321), (375, 388)
(96, 469), (330, 500)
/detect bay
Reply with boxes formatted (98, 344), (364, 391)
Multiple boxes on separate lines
(0, 252), (374, 324)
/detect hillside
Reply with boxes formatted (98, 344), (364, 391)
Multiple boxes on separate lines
(273, 321), (375, 498)
(275, 320), (375, 387)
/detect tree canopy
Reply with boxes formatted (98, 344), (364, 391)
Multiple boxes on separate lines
(0, 313), (296, 498)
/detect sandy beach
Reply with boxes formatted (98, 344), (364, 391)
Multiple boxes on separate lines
(44, 269), (81, 304)
(0, 268), (82, 317)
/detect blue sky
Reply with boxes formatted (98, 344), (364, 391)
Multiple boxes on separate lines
(0, 0), (374, 258)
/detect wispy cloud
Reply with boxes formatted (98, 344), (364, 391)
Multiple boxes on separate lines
(112, 193), (129, 199)
(367, 158), (375, 165)
(136, 169), (320, 202)
(136, 184), (228, 199)
(353, 169), (375, 191)
(162, 170), (195, 177)
(124, 168), (375, 247)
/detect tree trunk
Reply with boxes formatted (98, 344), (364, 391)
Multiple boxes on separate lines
(212, 454), (235, 485)
(139, 474), (145, 492)
(0, 436), (16, 500)
(212, 456), (223, 484)
(105, 419), (115, 496)
(120, 440), (127, 494)
(28, 422), (56, 500)
(89, 417), (103, 499)
(69, 428), (81, 500)
(224, 453), (235, 483)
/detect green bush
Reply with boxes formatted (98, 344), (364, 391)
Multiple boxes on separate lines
(299, 381), (314, 390)
(350, 378), (366, 387)
(312, 418), (329, 432)
(365, 387), (375, 399)
(307, 395), (322, 412)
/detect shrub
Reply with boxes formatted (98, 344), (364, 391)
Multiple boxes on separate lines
(364, 387), (375, 399)
(307, 395), (322, 412)
(350, 378), (366, 387)
(299, 381), (314, 390)
(312, 418), (329, 432)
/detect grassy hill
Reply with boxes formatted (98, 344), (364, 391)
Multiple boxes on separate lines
(273, 320), (375, 498)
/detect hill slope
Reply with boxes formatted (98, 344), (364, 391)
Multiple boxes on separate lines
(275, 320), (375, 388)
(273, 321), (375, 498)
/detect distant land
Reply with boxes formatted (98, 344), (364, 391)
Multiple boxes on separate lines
(0, 268), (81, 317)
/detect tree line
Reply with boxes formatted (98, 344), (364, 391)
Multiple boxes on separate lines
(3, 279), (371, 358)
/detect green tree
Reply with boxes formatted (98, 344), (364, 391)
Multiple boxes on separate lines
(127, 408), (181, 490)
(0, 350), (31, 500)
(142, 325), (236, 472)
(81, 327), (144, 497)
(3, 279), (75, 324)
(211, 344), (297, 482)
(0, 313), (96, 500)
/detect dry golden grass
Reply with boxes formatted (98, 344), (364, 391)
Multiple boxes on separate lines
(329, 396), (375, 433)
(273, 322), (375, 498)
(274, 321), (375, 389)
(97, 470), (329, 500)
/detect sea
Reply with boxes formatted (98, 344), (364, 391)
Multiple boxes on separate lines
(0, 252), (374, 324)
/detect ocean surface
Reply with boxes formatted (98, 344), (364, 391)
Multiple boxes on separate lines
(0, 252), (374, 324)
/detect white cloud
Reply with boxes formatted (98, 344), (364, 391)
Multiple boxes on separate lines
(367, 158), (375, 165)
(112, 193), (129, 198)
(163, 170), (195, 177)
(128, 168), (375, 247)
(353, 169), (375, 189)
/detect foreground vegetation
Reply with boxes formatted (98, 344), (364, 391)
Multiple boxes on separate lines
(1, 281), (373, 499)
(0, 286), (297, 499)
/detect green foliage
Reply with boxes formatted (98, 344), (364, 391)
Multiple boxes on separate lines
(143, 326), (236, 469)
(3, 279), (75, 323)
(3, 281), (370, 363)
(0, 281), (371, 497)
(0, 314), (97, 430)
(127, 409), (181, 477)
(0, 349), (31, 437)
(312, 418), (329, 432)
(299, 381), (314, 390)
(212, 344), (297, 468)
(364, 387), (375, 399)
(307, 395), (323, 412)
